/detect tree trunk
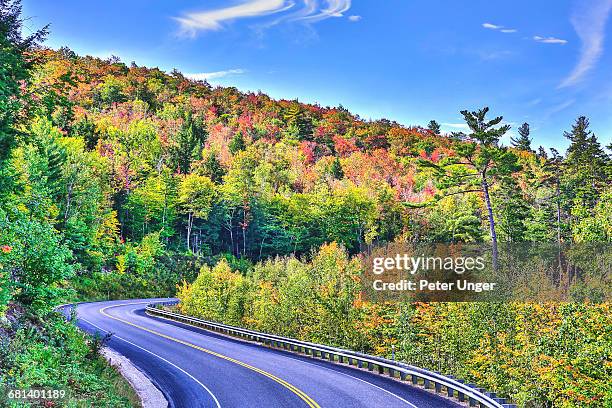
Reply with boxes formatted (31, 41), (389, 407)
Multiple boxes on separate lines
(481, 176), (498, 270)
(242, 227), (246, 258)
(186, 212), (193, 252)
(556, 177), (563, 282)
(556, 178), (562, 245)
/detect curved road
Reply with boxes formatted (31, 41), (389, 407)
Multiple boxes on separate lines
(67, 299), (460, 408)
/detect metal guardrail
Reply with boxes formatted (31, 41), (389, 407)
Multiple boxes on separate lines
(146, 301), (516, 408)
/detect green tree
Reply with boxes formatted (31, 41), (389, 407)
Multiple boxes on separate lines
(171, 113), (207, 174)
(511, 123), (533, 152)
(197, 149), (226, 183)
(427, 120), (441, 135)
(330, 157), (344, 179)
(283, 103), (313, 142)
(0, 0), (47, 193)
(420, 107), (519, 268)
(229, 131), (246, 154)
(178, 174), (215, 253)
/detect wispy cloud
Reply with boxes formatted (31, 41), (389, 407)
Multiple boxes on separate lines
(533, 35), (568, 44)
(441, 123), (469, 130)
(175, 0), (290, 35)
(559, 0), (612, 88)
(483, 23), (503, 30)
(482, 22), (517, 33)
(175, 0), (352, 36)
(185, 69), (247, 81)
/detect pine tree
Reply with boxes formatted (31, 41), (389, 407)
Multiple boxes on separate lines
(229, 132), (246, 154)
(199, 150), (225, 183)
(564, 117), (610, 207)
(427, 120), (441, 135)
(420, 107), (519, 269)
(330, 157), (344, 179)
(283, 103), (313, 141)
(511, 123), (533, 152)
(0, 0), (47, 192)
(171, 113), (207, 174)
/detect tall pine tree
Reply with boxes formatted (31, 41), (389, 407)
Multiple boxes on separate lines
(511, 123), (533, 152)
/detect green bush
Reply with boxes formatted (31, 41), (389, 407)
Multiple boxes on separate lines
(0, 307), (138, 407)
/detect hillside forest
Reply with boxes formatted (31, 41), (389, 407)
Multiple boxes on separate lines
(1, 1), (611, 407)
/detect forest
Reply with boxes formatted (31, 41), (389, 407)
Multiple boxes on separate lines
(1, 0), (610, 406)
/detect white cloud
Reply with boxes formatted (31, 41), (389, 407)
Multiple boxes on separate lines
(175, 0), (291, 35)
(559, 0), (612, 88)
(185, 69), (246, 81)
(348, 15), (362, 22)
(483, 23), (503, 30)
(286, 0), (351, 23)
(482, 22), (517, 33)
(533, 35), (568, 44)
(175, 0), (353, 36)
(441, 123), (470, 130)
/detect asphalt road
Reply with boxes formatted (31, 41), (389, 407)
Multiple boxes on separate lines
(67, 299), (460, 408)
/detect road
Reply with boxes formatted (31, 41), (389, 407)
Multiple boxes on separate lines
(67, 299), (461, 408)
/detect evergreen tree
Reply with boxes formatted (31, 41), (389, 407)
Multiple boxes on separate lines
(199, 149), (225, 183)
(420, 107), (519, 268)
(283, 103), (313, 141)
(511, 123), (533, 152)
(564, 117), (610, 208)
(495, 178), (529, 242)
(427, 120), (441, 135)
(541, 148), (565, 245)
(0, 0), (47, 191)
(537, 146), (548, 160)
(171, 113), (207, 174)
(229, 132), (246, 154)
(330, 157), (344, 179)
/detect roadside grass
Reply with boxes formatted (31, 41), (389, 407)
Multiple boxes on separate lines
(0, 303), (140, 407)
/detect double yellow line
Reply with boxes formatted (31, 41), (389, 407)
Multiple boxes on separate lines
(100, 303), (320, 408)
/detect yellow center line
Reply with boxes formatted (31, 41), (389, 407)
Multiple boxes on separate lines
(99, 303), (321, 408)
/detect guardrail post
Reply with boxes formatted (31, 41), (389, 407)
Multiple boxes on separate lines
(447, 387), (454, 397)
(435, 382), (441, 393)
(367, 362), (373, 371)
(411, 375), (418, 385)
(423, 379), (430, 389)
(400, 372), (407, 381)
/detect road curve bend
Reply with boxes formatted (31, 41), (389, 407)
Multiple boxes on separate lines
(67, 299), (460, 408)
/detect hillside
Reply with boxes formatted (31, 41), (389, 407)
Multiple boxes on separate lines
(1, 8), (611, 406)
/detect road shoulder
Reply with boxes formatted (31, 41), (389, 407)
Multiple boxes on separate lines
(101, 346), (168, 408)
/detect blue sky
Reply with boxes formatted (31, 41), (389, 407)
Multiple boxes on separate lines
(22, 0), (612, 151)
